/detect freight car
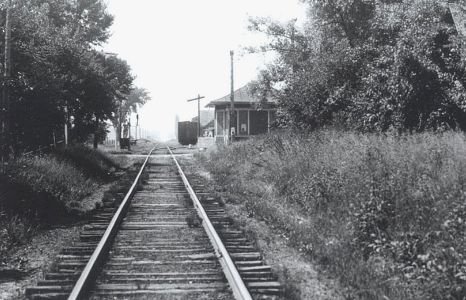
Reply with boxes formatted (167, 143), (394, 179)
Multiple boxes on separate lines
(177, 121), (198, 145)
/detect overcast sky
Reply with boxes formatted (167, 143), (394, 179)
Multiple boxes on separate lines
(103, 0), (306, 140)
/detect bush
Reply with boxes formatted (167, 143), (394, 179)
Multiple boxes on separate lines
(201, 130), (466, 299)
(0, 214), (36, 256)
(0, 155), (97, 219)
(53, 144), (121, 180)
(0, 145), (126, 259)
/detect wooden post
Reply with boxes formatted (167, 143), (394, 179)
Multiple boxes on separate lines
(117, 100), (122, 148)
(186, 95), (205, 137)
(135, 113), (139, 140)
(64, 106), (68, 146)
(247, 110), (250, 136)
(197, 94), (201, 137)
(229, 50), (235, 143)
(128, 119), (131, 151)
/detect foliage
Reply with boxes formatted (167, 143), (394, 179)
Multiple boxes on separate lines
(0, 143), (127, 220)
(0, 0), (149, 152)
(249, 0), (466, 132)
(111, 87), (151, 145)
(0, 214), (36, 254)
(201, 131), (466, 299)
(53, 144), (121, 180)
(0, 146), (125, 258)
(1, 155), (97, 213)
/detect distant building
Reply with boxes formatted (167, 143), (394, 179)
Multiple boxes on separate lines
(206, 84), (276, 143)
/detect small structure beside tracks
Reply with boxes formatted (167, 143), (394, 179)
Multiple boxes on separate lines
(206, 84), (276, 144)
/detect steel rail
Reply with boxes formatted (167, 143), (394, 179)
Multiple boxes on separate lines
(68, 147), (156, 300)
(167, 146), (253, 300)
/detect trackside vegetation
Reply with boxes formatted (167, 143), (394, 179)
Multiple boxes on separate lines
(200, 131), (466, 300)
(0, 0), (150, 155)
(249, 1), (466, 132)
(0, 145), (123, 257)
(53, 144), (122, 180)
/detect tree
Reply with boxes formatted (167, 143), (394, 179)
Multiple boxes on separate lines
(111, 87), (150, 148)
(308, 0), (376, 47)
(0, 0), (150, 152)
(249, 0), (466, 132)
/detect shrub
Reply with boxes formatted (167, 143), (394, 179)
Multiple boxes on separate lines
(0, 145), (127, 258)
(53, 144), (121, 180)
(0, 155), (97, 218)
(201, 130), (466, 299)
(0, 214), (36, 254)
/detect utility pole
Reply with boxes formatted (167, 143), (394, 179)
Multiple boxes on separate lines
(135, 113), (139, 140)
(229, 50), (235, 143)
(1, 0), (12, 167)
(186, 94), (205, 137)
(64, 106), (68, 146)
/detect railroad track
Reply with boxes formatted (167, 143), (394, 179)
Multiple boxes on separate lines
(26, 147), (282, 299)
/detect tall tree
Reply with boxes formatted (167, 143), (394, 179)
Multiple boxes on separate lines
(0, 0), (150, 151)
(111, 87), (150, 147)
(249, 0), (466, 132)
(309, 0), (376, 47)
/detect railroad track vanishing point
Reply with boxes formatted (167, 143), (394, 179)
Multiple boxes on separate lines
(26, 146), (283, 299)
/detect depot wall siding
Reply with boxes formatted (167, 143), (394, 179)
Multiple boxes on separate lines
(214, 107), (275, 138)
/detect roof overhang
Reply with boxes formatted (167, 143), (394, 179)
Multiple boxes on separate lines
(205, 84), (276, 108)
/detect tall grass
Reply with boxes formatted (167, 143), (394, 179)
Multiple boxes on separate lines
(1, 155), (97, 218)
(53, 144), (121, 180)
(201, 130), (466, 300)
(0, 154), (97, 258)
(0, 145), (127, 260)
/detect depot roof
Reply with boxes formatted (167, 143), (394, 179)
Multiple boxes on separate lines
(205, 84), (274, 107)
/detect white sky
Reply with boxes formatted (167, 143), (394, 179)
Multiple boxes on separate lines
(103, 0), (306, 141)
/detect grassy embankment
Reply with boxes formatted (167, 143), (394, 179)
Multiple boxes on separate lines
(0, 145), (124, 258)
(199, 131), (466, 300)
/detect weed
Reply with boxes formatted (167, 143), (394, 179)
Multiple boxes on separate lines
(200, 130), (466, 299)
(0, 213), (37, 259)
(53, 144), (121, 180)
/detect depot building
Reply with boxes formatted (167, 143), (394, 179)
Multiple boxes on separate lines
(205, 84), (276, 143)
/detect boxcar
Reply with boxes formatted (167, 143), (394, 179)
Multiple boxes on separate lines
(178, 121), (198, 145)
